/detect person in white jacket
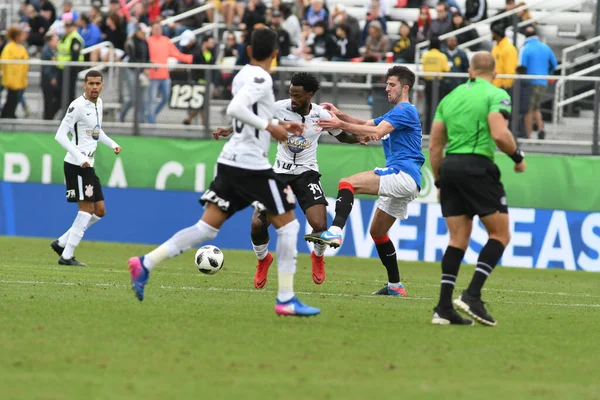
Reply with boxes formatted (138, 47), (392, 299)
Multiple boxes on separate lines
(51, 69), (121, 266)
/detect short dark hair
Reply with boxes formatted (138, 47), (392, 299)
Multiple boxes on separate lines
(290, 72), (320, 94)
(386, 65), (416, 91)
(251, 28), (278, 61)
(85, 69), (103, 82)
(430, 36), (442, 50)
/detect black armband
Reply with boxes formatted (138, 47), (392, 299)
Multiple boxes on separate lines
(499, 109), (511, 120)
(510, 149), (524, 164)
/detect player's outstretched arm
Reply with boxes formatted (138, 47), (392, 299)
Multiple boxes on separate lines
(321, 102), (368, 125)
(429, 121), (448, 181)
(98, 130), (121, 154)
(212, 126), (233, 140)
(334, 131), (361, 144)
(488, 112), (526, 173)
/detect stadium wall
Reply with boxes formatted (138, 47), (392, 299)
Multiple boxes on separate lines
(1, 132), (599, 272)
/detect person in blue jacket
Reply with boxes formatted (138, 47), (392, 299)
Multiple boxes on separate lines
(518, 26), (558, 139)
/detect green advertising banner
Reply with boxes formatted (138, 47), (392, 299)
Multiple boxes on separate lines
(1, 132), (598, 212)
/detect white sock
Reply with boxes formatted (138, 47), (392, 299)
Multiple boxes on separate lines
(329, 226), (342, 236)
(276, 219), (299, 302)
(62, 211), (93, 259)
(252, 241), (270, 261)
(57, 228), (71, 247)
(313, 242), (326, 257)
(388, 282), (402, 288)
(58, 214), (101, 247)
(143, 220), (219, 271)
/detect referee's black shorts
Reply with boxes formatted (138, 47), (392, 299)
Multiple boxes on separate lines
(439, 154), (508, 219)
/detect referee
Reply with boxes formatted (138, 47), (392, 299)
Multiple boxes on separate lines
(429, 52), (526, 326)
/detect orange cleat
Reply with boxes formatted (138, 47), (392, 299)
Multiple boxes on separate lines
(254, 253), (273, 289)
(311, 252), (326, 285)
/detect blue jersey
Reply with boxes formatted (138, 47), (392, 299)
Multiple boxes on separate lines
(373, 102), (425, 188)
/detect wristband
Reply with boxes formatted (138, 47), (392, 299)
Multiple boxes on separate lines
(271, 119), (280, 126)
(510, 149), (524, 164)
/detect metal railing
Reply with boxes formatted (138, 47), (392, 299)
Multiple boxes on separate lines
(160, 3), (217, 26)
(0, 59), (598, 154)
(554, 34), (600, 125)
(79, 41), (117, 89)
(171, 23), (224, 45)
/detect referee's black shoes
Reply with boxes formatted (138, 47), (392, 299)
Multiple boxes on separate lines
(431, 306), (474, 326)
(58, 256), (87, 267)
(50, 240), (64, 256)
(454, 291), (497, 327)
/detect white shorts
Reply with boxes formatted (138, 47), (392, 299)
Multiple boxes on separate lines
(375, 168), (419, 220)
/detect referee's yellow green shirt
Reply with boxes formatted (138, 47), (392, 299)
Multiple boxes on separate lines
(434, 78), (512, 160)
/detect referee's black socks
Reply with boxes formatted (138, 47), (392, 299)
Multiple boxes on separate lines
(438, 246), (464, 308)
(467, 239), (505, 298)
(331, 181), (355, 229)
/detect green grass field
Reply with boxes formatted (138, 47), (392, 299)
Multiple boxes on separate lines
(1, 236), (598, 400)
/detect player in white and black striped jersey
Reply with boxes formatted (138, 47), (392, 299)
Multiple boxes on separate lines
(127, 29), (321, 317)
(214, 72), (360, 289)
(51, 70), (122, 266)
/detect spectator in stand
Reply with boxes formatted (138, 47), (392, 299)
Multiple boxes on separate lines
(519, 26), (557, 139)
(429, 2), (453, 40)
(223, 32), (239, 57)
(465, 0), (487, 23)
(305, 20), (336, 60)
(40, 0), (57, 24)
(490, 0), (519, 36)
(270, 10), (291, 57)
(421, 36), (449, 134)
(119, 23), (150, 123)
(241, 0), (267, 32)
(442, 0), (462, 15)
(100, 12), (127, 61)
(24, 5), (50, 48)
(516, 2), (534, 35)
(515, 65), (531, 138)
(365, 0), (391, 21)
(363, 20), (389, 62)
(178, 0), (206, 30)
(145, 21), (193, 124)
(161, 0), (181, 20)
(361, 1), (387, 46)
(147, 0), (162, 23)
(451, 13), (479, 50)
(491, 24), (518, 94)
(444, 35), (469, 92)
(411, 6), (431, 44)
(128, 2), (150, 35)
(88, 5), (104, 26)
(177, 32), (218, 124)
(41, 31), (61, 120)
(221, 0), (246, 29)
(303, 0), (329, 28)
(56, 15), (84, 103)
(330, 4), (360, 50)
(392, 21), (414, 63)
(59, 1), (79, 23)
(281, 4), (302, 48)
(332, 23), (359, 61)
(79, 14), (103, 49)
(0, 25), (29, 119)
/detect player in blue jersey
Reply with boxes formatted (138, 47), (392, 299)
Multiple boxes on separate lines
(305, 65), (425, 296)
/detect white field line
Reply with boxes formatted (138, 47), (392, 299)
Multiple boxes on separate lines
(2, 263), (598, 299)
(0, 279), (599, 308)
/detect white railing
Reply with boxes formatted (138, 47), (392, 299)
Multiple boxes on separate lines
(554, 34), (600, 125)
(458, 0), (591, 50)
(171, 23), (224, 44)
(160, 4), (216, 26)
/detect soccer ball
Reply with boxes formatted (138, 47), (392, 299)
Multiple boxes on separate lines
(194, 245), (224, 275)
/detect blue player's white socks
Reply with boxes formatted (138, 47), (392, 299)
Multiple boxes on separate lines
(143, 220), (218, 271)
(328, 226), (342, 236)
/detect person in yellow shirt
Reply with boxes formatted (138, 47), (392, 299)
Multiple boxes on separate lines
(421, 36), (450, 134)
(1, 25), (29, 119)
(491, 24), (518, 92)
